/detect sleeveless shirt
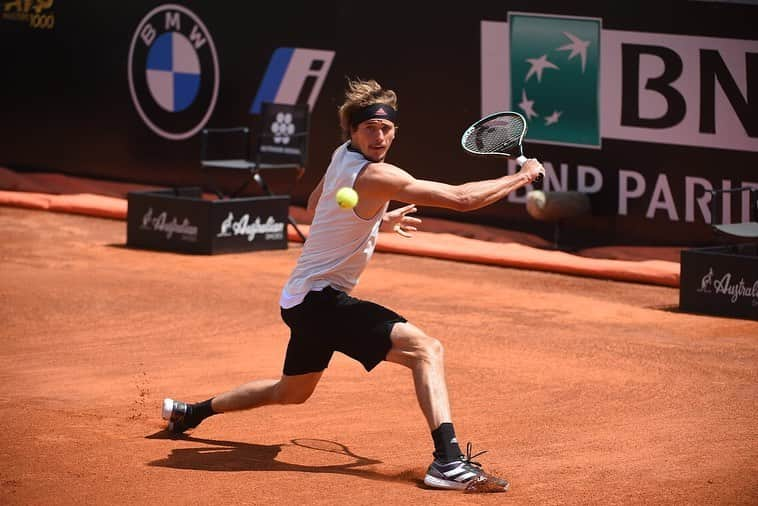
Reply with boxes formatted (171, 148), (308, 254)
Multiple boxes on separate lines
(279, 142), (389, 309)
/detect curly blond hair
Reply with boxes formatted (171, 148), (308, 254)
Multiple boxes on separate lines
(338, 78), (398, 141)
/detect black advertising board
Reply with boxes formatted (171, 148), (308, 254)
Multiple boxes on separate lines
(126, 188), (289, 254)
(680, 243), (758, 320)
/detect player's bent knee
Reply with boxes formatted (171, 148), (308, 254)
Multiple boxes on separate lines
(425, 337), (444, 362)
(387, 324), (445, 368)
(414, 336), (444, 365)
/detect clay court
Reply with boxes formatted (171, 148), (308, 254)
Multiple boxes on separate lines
(1, 203), (756, 505)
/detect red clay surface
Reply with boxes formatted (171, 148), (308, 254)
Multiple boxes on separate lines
(1, 206), (756, 505)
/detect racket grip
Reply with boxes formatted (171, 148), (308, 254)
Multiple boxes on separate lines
(517, 155), (542, 183)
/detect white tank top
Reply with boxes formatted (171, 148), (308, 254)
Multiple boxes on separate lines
(279, 141), (388, 309)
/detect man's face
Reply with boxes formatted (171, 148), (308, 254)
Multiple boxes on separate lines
(351, 119), (396, 162)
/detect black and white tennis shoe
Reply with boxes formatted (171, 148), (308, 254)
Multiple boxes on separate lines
(423, 443), (510, 493)
(162, 398), (200, 434)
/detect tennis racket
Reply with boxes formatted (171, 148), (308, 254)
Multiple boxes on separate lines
(461, 111), (541, 181)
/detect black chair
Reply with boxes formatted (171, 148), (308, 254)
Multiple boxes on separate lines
(201, 102), (309, 241)
(708, 186), (758, 241)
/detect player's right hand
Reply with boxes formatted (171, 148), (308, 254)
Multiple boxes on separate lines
(520, 159), (545, 183)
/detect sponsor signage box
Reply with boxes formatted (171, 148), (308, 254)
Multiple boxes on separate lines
(127, 188), (289, 254)
(680, 243), (758, 320)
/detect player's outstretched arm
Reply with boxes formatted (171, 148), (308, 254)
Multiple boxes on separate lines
(357, 161), (544, 213)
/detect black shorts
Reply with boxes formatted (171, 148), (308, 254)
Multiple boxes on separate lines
(280, 286), (407, 376)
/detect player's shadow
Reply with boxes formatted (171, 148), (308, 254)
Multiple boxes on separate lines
(145, 430), (422, 487)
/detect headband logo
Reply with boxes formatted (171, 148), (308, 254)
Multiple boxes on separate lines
(350, 103), (397, 127)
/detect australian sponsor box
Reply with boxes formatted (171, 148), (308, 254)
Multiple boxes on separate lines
(680, 243), (758, 320)
(127, 188), (289, 254)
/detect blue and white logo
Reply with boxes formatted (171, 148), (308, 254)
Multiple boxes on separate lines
(128, 4), (219, 140)
(249, 47), (335, 114)
(145, 32), (201, 112)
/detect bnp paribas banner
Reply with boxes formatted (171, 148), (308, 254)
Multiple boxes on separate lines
(482, 13), (757, 232)
(484, 13), (756, 152)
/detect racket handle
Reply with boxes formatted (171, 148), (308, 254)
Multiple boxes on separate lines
(516, 154), (542, 183)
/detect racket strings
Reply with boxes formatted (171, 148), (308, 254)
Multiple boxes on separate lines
(463, 116), (525, 155)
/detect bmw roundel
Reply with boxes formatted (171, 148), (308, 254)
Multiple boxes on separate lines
(128, 4), (219, 140)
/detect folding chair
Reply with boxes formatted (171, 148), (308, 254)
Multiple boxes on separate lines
(200, 102), (309, 241)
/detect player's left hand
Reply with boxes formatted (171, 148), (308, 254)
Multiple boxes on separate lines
(383, 204), (420, 238)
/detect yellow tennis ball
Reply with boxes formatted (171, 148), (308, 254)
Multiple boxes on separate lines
(336, 187), (359, 209)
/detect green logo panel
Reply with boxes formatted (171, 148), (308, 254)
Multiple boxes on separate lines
(509, 14), (601, 147)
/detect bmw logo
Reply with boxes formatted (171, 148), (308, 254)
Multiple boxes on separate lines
(127, 4), (219, 140)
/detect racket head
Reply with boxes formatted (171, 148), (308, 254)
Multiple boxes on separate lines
(461, 111), (527, 158)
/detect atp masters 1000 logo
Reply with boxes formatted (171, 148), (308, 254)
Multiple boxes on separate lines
(127, 4), (219, 140)
(2, 0), (55, 29)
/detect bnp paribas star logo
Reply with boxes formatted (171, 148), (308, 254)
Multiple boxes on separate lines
(509, 13), (601, 148)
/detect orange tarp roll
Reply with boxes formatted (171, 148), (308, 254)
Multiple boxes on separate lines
(285, 225), (680, 288)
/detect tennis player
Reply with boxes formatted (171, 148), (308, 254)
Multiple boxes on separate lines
(163, 78), (544, 493)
